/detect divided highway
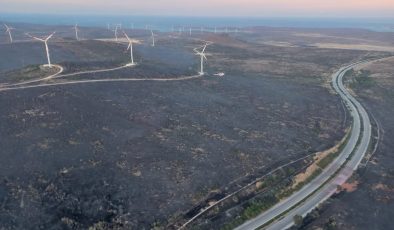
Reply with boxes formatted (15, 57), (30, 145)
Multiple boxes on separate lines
(236, 61), (373, 230)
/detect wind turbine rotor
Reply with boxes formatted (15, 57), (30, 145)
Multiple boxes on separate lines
(26, 32), (56, 68)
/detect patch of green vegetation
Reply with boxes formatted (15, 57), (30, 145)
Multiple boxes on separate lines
(1, 64), (57, 83)
(220, 194), (279, 230)
(317, 152), (340, 169)
(348, 69), (376, 88)
(293, 214), (303, 228)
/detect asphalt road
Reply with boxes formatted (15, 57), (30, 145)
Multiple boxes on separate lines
(235, 61), (372, 230)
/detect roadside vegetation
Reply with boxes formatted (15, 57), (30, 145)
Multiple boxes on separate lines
(346, 69), (376, 88)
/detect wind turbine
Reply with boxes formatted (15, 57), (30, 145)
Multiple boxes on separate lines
(150, 29), (156, 47)
(26, 32), (56, 68)
(74, 24), (80, 41)
(113, 25), (119, 42)
(123, 31), (140, 66)
(194, 44), (208, 75)
(4, 24), (14, 43)
(189, 27), (192, 36)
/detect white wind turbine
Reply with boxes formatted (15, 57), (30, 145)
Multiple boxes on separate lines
(74, 24), (80, 41)
(26, 32), (56, 68)
(123, 31), (140, 66)
(194, 44), (209, 75)
(4, 24), (14, 43)
(113, 25), (119, 42)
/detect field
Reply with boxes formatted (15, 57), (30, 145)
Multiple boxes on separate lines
(0, 23), (392, 229)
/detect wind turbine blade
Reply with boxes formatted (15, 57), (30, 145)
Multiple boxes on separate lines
(46, 32), (56, 40)
(127, 42), (131, 50)
(123, 31), (129, 39)
(26, 33), (45, 42)
(202, 45), (207, 53)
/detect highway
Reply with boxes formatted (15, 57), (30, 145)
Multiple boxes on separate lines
(236, 60), (373, 230)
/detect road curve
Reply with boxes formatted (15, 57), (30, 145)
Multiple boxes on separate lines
(236, 60), (373, 230)
(3, 64), (64, 87)
(0, 74), (203, 92)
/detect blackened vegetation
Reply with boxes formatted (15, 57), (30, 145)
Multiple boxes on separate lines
(0, 26), (369, 229)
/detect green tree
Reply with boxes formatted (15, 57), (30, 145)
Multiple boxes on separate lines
(293, 214), (303, 227)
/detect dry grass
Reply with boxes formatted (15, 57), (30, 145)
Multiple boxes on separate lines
(340, 180), (360, 192)
(292, 128), (350, 188)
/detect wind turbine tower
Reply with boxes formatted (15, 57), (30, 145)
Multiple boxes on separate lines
(123, 31), (139, 66)
(74, 24), (80, 41)
(194, 44), (208, 75)
(4, 24), (14, 43)
(26, 32), (56, 68)
(150, 29), (156, 47)
(113, 25), (119, 42)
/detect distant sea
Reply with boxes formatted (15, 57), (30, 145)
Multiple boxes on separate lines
(1, 14), (394, 32)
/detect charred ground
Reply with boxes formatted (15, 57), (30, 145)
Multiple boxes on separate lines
(0, 23), (391, 229)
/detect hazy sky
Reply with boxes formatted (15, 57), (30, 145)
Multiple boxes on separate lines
(1, 0), (394, 17)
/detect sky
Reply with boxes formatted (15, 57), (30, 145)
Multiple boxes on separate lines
(1, 0), (394, 17)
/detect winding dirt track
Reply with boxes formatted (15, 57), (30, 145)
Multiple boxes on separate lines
(3, 64), (64, 87)
(0, 64), (203, 92)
